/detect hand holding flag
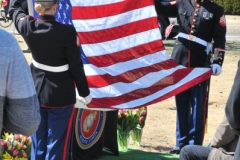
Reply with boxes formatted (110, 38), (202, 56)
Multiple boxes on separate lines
(165, 21), (175, 40)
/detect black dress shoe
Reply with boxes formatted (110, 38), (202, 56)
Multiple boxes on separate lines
(169, 147), (181, 154)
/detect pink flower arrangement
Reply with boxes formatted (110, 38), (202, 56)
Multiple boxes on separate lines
(0, 132), (31, 160)
(135, 107), (147, 129)
(117, 106), (147, 132)
(117, 107), (147, 150)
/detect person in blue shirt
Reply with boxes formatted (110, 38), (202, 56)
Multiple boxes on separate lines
(0, 29), (40, 137)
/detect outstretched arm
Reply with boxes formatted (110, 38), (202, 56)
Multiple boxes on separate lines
(8, 0), (29, 34)
(154, 0), (178, 17)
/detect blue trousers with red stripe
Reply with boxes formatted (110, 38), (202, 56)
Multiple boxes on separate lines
(31, 106), (74, 160)
(175, 79), (209, 148)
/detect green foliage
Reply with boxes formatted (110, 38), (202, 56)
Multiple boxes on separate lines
(233, 3), (240, 14)
(214, 0), (240, 15)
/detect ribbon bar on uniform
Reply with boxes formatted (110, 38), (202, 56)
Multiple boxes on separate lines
(178, 32), (209, 47)
(32, 59), (69, 72)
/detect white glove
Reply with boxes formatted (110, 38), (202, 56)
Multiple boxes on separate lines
(211, 64), (222, 76)
(75, 94), (92, 108)
(77, 94), (92, 105)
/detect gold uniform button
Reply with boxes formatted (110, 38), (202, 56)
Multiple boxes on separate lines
(194, 13), (197, 16)
(193, 19), (196, 22)
(192, 25), (195, 28)
(191, 30), (194, 34)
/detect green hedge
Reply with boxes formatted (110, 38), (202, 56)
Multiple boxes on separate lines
(214, 0), (240, 15)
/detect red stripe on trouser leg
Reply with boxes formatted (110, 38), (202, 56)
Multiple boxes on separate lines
(62, 106), (74, 160)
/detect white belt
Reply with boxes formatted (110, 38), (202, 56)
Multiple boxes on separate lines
(32, 59), (69, 72)
(178, 32), (212, 55)
(178, 32), (209, 47)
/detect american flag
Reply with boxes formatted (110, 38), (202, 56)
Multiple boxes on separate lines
(164, 22), (174, 40)
(30, 0), (212, 109)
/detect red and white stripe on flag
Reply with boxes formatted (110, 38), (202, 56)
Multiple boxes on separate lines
(71, 0), (212, 109)
(165, 24), (174, 38)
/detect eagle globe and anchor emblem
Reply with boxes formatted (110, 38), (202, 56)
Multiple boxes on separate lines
(75, 108), (106, 149)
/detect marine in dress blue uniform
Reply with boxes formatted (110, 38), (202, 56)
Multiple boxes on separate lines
(155, 0), (226, 154)
(9, 0), (91, 159)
